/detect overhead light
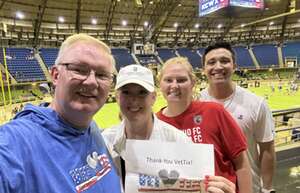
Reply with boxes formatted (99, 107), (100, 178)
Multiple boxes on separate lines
(58, 16), (65, 23)
(269, 21), (274, 25)
(174, 22), (178, 28)
(217, 24), (222, 28)
(16, 11), (24, 19)
(91, 18), (97, 25)
(194, 23), (200, 28)
(135, 0), (142, 7)
(178, 3), (182, 7)
(149, 1), (153, 4)
(241, 23), (245, 27)
(122, 20), (127, 26)
(144, 21), (149, 27)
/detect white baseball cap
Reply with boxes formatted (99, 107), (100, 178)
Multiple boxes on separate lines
(115, 64), (154, 92)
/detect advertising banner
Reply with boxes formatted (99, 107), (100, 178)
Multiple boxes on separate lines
(199, 0), (229, 16)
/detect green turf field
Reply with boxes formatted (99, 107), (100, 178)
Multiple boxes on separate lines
(94, 81), (300, 129)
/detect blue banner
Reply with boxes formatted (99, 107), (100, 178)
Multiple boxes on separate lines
(199, 0), (229, 16)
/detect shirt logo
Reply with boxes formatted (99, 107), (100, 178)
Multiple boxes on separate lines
(69, 152), (112, 193)
(237, 115), (243, 120)
(193, 115), (202, 125)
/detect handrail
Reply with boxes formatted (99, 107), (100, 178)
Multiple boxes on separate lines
(275, 125), (300, 147)
(276, 126), (300, 133)
(272, 108), (300, 117)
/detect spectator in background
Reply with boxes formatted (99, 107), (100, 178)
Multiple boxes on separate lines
(200, 42), (276, 193)
(0, 34), (122, 193)
(103, 64), (236, 193)
(297, 68), (300, 80)
(157, 57), (252, 193)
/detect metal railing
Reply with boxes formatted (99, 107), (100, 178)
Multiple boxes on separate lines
(272, 108), (300, 117)
(275, 126), (300, 147)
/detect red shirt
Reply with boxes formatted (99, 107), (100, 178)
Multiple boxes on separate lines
(157, 101), (247, 187)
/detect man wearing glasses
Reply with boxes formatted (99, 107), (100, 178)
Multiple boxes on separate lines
(0, 34), (122, 193)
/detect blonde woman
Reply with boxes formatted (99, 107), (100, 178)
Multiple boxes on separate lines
(157, 57), (252, 193)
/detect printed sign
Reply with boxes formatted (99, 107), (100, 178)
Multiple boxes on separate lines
(122, 140), (214, 192)
(124, 140), (214, 179)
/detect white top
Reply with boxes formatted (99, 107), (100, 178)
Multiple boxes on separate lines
(102, 114), (192, 193)
(200, 85), (275, 192)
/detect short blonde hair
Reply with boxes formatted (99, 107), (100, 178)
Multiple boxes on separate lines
(158, 57), (197, 83)
(55, 33), (116, 71)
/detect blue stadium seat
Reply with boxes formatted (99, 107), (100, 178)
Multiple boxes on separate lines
(111, 48), (136, 71)
(177, 48), (201, 69)
(5, 48), (46, 82)
(252, 44), (279, 67)
(156, 48), (177, 62)
(233, 46), (255, 68)
(40, 48), (59, 68)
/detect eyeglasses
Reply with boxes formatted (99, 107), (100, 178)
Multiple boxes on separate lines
(59, 63), (114, 84)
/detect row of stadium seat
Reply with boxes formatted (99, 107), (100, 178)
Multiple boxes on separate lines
(1, 42), (300, 83)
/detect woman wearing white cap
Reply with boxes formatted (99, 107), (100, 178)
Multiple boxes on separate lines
(102, 64), (236, 193)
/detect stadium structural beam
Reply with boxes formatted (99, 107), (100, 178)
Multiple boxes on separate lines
(131, 0), (150, 43)
(148, 0), (181, 43)
(247, 24), (258, 45)
(173, 9), (198, 46)
(219, 17), (235, 41)
(105, 0), (117, 41)
(33, 0), (48, 48)
(233, 9), (300, 29)
(75, 0), (81, 34)
(0, 0), (7, 10)
(279, 0), (293, 43)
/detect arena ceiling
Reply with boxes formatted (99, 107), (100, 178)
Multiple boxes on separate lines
(0, 0), (300, 48)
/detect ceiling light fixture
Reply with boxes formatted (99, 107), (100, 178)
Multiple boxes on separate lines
(122, 20), (127, 26)
(58, 16), (65, 23)
(91, 18), (97, 25)
(16, 11), (24, 19)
